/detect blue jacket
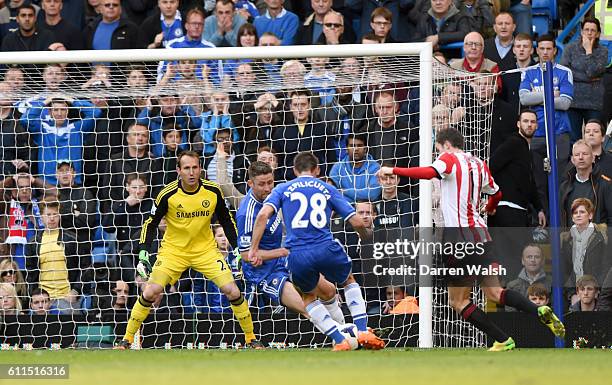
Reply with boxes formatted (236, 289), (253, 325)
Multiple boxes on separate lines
(253, 8), (299, 46)
(330, 154), (382, 202)
(203, 13), (246, 47)
(136, 106), (200, 158)
(21, 100), (101, 185)
(199, 112), (240, 156)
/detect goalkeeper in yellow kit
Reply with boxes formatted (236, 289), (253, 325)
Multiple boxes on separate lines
(115, 151), (263, 349)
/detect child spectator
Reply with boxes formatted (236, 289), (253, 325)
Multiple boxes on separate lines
(527, 283), (550, 307)
(0, 282), (22, 315)
(570, 275), (599, 312)
(25, 200), (91, 314)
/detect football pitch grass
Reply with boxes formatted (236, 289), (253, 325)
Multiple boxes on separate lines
(1, 348), (610, 385)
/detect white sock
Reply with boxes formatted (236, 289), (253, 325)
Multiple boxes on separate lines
(344, 283), (368, 331)
(322, 296), (345, 325)
(305, 300), (344, 344)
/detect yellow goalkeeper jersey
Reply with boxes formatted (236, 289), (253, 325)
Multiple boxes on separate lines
(139, 179), (238, 258)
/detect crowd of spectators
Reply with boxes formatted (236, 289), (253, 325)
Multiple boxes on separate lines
(0, 0), (611, 319)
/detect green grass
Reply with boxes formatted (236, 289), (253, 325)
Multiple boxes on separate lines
(1, 348), (610, 385)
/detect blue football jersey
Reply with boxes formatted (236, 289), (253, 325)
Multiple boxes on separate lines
(263, 175), (356, 249)
(237, 190), (285, 283)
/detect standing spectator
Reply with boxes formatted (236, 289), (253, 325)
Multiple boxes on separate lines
(21, 95), (101, 186)
(375, 164), (418, 229)
(369, 7), (396, 43)
(271, 89), (330, 180)
(484, 12), (516, 72)
(0, 282), (22, 315)
(318, 10), (351, 45)
(0, 258), (27, 302)
(140, 0), (183, 49)
(83, 0), (140, 50)
(505, 244), (551, 300)
(25, 200), (91, 314)
(304, 56), (336, 106)
(500, 33), (534, 115)
(569, 275), (600, 312)
(55, 161), (98, 258)
(102, 173), (153, 281)
(38, 0), (84, 50)
(416, 0), (472, 55)
(0, 82), (32, 178)
(560, 18), (609, 144)
(560, 141), (612, 227)
(296, 0), (332, 45)
(160, 124), (180, 184)
(583, 119), (612, 177)
(204, 0), (246, 47)
(329, 134), (381, 202)
(199, 91), (239, 156)
(99, 124), (163, 213)
(455, 0), (493, 38)
(509, 0), (531, 36)
(253, 0), (299, 46)
(240, 92), (280, 161)
(29, 287), (54, 315)
(520, 34), (574, 210)
(561, 198), (610, 286)
(58, 0), (85, 29)
(347, 0), (413, 42)
(1, 4), (57, 52)
(254, 32), (282, 90)
(85, 0), (103, 26)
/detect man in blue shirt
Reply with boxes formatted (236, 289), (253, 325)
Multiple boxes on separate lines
(204, 0), (246, 47)
(519, 33), (574, 209)
(248, 152), (385, 351)
(253, 0), (298, 45)
(83, 0), (139, 50)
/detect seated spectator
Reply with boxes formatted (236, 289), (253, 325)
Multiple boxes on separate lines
(583, 119), (612, 177)
(318, 10), (351, 45)
(0, 282), (22, 315)
(137, 92), (199, 158)
(561, 198), (611, 287)
(505, 244), (551, 300)
(223, 23), (257, 81)
(369, 7), (396, 43)
(122, 65), (149, 119)
(0, 258), (27, 301)
(560, 18), (609, 144)
(161, 124), (181, 184)
(83, 0), (140, 50)
(432, 104), (452, 132)
(560, 142), (612, 227)
(277, 59), (306, 118)
(99, 124), (163, 213)
(56, 161), (98, 258)
(39, 0), (83, 50)
(455, 0), (493, 38)
(569, 274), (599, 312)
(1, 4), (57, 52)
(199, 91), (240, 156)
(205, 128), (248, 194)
(304, 56), (336, 106)
(93, 279), (132, 313)
(204, 0), (246, 47)
(29, 287), (56, 315)
(3, 67), (25, 94)
(271, 89), (331, 180)
(381, 285), (406, 314)
(527, 283), (550, 307)
(103, 173), (153, 281)
(0, 82), (31, 178)
(416, 0), (472, 55)
(110, 280), (130, 311)
(229, 62), (258, 130)
(375, 163), (418, 229)
(254, 32), (283, 90)
(253, 0), (298, 46)
(140, 0), (183, 49)
(25, 200), (91, 314)
(330, 134), (381, 202)
(21, 95), (101, 186)
(483, 12), (516, 71)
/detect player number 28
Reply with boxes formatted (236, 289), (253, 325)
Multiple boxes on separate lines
(290, 192), (327, 229)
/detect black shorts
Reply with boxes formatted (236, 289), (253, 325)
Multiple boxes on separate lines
(439, 228), (497, 287)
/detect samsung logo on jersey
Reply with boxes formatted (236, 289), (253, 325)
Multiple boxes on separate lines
(284, 180), (331, 198)
(176, 210), (210, 219)
(269, 214), (282, 234)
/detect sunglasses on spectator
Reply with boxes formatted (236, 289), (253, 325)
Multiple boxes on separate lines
(1, 270), (15, 278)
(104, 3), (120, 8)
(324, 23), (343, 29)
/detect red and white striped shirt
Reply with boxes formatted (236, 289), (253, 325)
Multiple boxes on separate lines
(432, 151), (499, 233)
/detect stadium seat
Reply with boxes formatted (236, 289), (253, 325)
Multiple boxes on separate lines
(532, 0), (553, 36)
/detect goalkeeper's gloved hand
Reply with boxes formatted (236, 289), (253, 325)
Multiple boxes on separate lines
(229, 249), (243, 280)
(136, 250), (152, 280)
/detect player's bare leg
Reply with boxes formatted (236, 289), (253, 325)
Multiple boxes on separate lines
(448, 285), (514, 351)
(481, 276), (565, 337)
(218, 281), (263, 349)
(341, 274), (384, 350)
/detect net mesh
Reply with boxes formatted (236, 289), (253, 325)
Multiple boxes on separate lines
(0, 51), (496, 349)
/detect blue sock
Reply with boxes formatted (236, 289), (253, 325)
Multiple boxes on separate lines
(344, 282), (368, 331)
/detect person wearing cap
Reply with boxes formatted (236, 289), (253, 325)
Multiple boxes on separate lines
(20, 94), (102, 186)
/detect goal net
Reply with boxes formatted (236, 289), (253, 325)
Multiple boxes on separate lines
(0, 45), (496, 349)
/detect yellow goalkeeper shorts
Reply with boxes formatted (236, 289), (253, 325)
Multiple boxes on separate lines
(150, 248), (234, 289)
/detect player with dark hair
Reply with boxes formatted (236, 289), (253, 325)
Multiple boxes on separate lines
(115, 151), (262, 349)
(248, 152), (384, 351)
(378, 127), (565, 351)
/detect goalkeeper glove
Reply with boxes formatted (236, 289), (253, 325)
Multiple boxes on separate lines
(229, 249), (243, 280)
(136, 250), (152, 280)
